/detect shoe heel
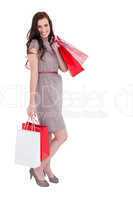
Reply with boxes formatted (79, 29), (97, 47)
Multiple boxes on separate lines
(29, 168), (33, 180)
(30, 173), (33, 179)
(29, 168), (49, 187)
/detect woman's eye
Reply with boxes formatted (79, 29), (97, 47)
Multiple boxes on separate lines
(44, 24), (48, 27)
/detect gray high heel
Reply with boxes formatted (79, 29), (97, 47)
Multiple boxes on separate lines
(29, 168), (49, 187)
(43, 170), (59, 183)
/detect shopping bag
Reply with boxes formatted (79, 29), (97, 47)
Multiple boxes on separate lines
(54, 35), (88, 77)
(15, 122), (41, 168)
(22, 121), (50, 161)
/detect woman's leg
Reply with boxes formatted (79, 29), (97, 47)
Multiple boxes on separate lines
(33, 165), (45, 181)
(32, 133), (54, 181)
(44, 133), (55, 176)
(33, 129), (68, 180)
(41, 128), (68, 169)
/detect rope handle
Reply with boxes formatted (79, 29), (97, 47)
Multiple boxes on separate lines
(24, 115), (39, 131)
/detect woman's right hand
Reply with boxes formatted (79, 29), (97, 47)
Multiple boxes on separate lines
(27, 104), (37, 118)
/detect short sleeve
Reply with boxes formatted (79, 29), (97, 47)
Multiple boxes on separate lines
(27, 39), (39, 54)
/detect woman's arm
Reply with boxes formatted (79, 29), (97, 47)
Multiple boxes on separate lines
(27, 49), (38, 107)
(26, 39), (39, 118)
(52, 43), (68, 72)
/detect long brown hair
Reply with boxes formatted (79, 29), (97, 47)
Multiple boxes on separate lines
(26, 12), (55, 61)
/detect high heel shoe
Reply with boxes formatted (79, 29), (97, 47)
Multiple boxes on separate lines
(43, 170), (59, 183)
(29, 168), (49, 187)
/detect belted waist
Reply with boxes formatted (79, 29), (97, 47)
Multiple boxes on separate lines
(38, 71), (58, 74)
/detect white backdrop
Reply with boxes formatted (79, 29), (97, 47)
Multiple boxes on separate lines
(0, 0), (133, 199)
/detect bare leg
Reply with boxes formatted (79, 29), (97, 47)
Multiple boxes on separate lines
(33, 165), (45, 181)
(41, 129), (68, 170)
(33, 134), (51, 181)
(44, 133), (55, 177)
(32, 133), (53, 181)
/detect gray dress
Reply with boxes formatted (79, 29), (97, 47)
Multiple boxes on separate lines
(28, 38), (67, 133)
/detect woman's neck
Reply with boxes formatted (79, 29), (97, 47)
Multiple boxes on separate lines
(42, 37), (48, 42)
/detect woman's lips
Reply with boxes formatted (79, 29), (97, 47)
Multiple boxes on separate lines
(41, 32), (48, 35)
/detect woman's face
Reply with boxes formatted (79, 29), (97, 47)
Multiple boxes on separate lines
(37, 17), (50, 39)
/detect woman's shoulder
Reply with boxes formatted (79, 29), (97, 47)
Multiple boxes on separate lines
(29, 39), (39, 50)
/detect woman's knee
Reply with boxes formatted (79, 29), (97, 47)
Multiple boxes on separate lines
(54, 129), (68, 144)
(48, 132), (54, 143)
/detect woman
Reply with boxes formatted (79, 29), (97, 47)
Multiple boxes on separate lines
(26, 11), (68, 187)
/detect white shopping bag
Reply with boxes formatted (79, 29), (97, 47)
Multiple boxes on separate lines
(15, 123), (41, 168)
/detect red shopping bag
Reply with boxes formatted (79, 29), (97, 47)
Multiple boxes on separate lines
(22, 122), (50, 161)
(54, 36), (88, 77)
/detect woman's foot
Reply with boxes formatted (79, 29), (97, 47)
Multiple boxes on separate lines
(29, 167), (49, 187)
(43, 168), (59, 183)
(33, 167), (45, 181)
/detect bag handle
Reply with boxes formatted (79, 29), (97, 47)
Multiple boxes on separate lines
(24, 116), (39, 131)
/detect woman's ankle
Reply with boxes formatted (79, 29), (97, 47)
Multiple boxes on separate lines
(33, 166), (45, 180)
(44, 166), (55, 177)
